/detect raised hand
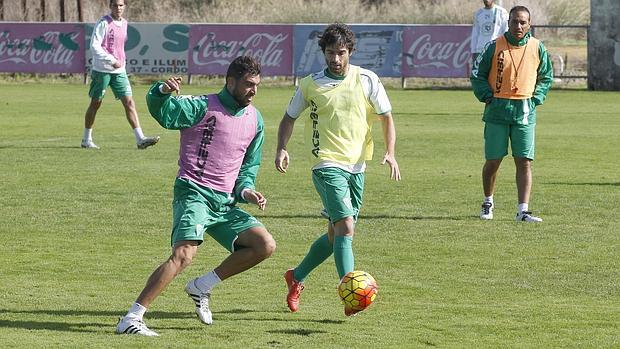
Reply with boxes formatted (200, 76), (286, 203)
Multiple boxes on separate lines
(161, 76), (183, 94)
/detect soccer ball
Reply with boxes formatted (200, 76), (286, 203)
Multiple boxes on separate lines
(337, 271), (378, 312)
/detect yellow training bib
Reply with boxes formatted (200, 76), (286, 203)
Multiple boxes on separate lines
(300, 65), (375, 166)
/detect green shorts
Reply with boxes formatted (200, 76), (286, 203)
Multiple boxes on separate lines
(171, 178), (263, 251)
(312, 167), (364, 223)
(484, 121), (536, 160)
(88, 70), (133, 100)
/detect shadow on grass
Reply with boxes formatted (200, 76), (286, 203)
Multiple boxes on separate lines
(0, 308), (190, 319)
(266, 328), (328, 336)
(0, 308), (345, 333)
(0, 319), (110, 333)
(0, 144), (154, 150)
(545, 181), (620, 187)
(397, 111), (481, 117)
(0, 145), (82, 149)
(260, 214), (470, 221)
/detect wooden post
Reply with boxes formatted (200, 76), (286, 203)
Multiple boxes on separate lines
(0, 0), (4, 21)
(76, 0), (83, 22)
(40, 0), (45, 21)
(22, 0), (27, 20)
(79, 0), (85, 84)
(60, 0), (65, 22)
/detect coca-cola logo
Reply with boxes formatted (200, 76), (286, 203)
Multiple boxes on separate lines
(192, 31), (287, 68)
(0, 31), (79, 66)
(405, 33), (471, 69)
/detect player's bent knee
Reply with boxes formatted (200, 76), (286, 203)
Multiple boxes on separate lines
(170, 242), (198, 269)
(263, 235), (276, 258)
(169, 254), (194, 271)
(333, 217), (355, 236)
(236, 228), (276, 259)
(255, 233), (276, 260)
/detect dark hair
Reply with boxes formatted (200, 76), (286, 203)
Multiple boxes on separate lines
(509, 6), (530, 20)
(110, 0), (126, 5)
(226, 56), (261, 80)
(318, 23), (356, 53)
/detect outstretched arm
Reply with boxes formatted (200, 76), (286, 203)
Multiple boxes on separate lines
(146, 76), (208, 130)
(275, 113), (297, 173)
(380, 112), (401, 181)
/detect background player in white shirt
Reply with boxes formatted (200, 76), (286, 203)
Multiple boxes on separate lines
(471, 0), (509, 62)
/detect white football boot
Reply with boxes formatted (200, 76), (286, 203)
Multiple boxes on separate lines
(80, 139), (100, 149)
(480, 202), (493, 220)
(185, 279), (213, 325)
(137, 136), (160, 149)
(515, 211), (543, 222)
(115, 316), (159, 336)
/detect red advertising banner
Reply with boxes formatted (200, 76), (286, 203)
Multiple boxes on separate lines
(402, 25), (472, 78)
(0, 23), (85, 73)
(189, 24), (293, 76)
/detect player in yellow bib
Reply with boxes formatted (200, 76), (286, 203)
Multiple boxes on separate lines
(275, 23), (401, 317)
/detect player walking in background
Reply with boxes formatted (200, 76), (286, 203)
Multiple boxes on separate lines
(470, 6), (553, 222)
(275, 23), (401, 316)
(81, 0), (159, 149)
(471, 0), (508, 63)
(116, 56), (275, 336)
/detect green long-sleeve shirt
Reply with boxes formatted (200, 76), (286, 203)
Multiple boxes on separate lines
(470, 31), (554, 125)
(146, 83), (265, 203)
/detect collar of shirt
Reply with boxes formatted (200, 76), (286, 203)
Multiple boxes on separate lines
(324, 68), (346, 80)
(505, 31), (531, 47)
(217, 86), (247, 116)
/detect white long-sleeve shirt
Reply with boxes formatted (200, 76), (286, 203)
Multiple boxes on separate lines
(470, 5), (509, 54)
(90, 16), (126, 74)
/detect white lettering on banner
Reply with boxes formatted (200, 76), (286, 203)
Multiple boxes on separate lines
(0, 31), (77, 65)
(0, 32), (29, 63)
(406, 34), (470, 69)
(193, 32), (287, 67)
(30, 32), (77, 65)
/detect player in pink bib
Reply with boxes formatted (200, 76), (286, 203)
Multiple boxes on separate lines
(116, 56), (275, 336)
(81, 0), (159, 150)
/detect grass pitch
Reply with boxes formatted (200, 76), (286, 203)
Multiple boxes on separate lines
(0, 82), (618, 348)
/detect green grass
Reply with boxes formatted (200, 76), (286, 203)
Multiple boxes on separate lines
(0, 82), (618, 348)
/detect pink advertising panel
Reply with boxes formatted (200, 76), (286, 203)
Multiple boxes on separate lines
(402, 25), (472, 78)
(189, 24), (293, 76)
(0, 23), (85, 73)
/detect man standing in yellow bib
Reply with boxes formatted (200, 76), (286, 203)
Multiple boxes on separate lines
(275, 23), (401, 316)
(471, 6), (553, 222)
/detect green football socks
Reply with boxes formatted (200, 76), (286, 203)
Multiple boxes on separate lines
(293, 233), (333, 282)
(334, 235), (354, 279)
